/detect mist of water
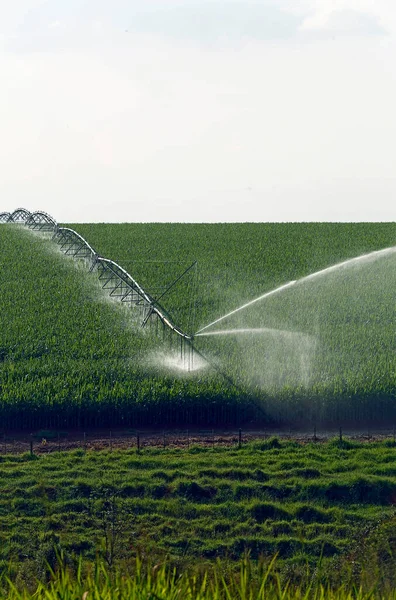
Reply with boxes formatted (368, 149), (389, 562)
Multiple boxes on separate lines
(193, 245), (396, 394)
(195, 326), (317, 390)
(150, 350), (207, 373)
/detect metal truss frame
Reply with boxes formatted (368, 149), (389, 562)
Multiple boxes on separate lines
(26, 211), (58, 232)
(53, 228), (98, 264)
(1, 207), (195, 369)
(9, 208), (32, 223)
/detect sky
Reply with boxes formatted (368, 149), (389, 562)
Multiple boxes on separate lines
(0, 0), (395, 222)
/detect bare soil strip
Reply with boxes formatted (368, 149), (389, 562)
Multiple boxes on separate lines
(1, 427), (394, 455)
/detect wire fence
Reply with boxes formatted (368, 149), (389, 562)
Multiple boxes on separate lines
(1, 426), (396, 456)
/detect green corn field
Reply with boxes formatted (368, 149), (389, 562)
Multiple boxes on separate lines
(0, 220), (395, 429)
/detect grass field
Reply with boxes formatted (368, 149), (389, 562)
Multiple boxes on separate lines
(1, 438), (396, 581)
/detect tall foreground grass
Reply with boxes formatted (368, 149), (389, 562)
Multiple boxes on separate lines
(2, 556), (396, 600)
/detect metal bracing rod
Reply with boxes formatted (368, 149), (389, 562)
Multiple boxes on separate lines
(89, 256), (98, 272)
(142, 307), (154, 327)
(114, 285), (131, 297)
(76, 247), (94, 259)
(58, 233), (69, 243)
(32, 220), (55, 230)
(61, 242), (78, 253)
(75, 249), (92, 259)
(59, 237), (76, 248)
(74, 246), (92, 256)
(109, 281), (124, 292)
(59, 235), (73, 245)
(120, 291), (137, 303)
(104, 281), (131, 297)
(98, 269), (112, 282)
(120, 288), (137, 302)
(109, 282), (129, 296)
(156, 261), (197, 302)
(125, 288), (145, 302)
(101, 271), (124, 288)
(70, 242), (86, 256)
(97, 265), (108, 277)
(149, 287), (168, 296)
(66, 245), (81, 255)
(103, 275), (124, 288)
(102, 276), (119, 289)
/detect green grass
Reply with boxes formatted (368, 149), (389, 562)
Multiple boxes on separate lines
(2, 554), (396, 599)
(1, 439), (396, 581)
(0, 221), (395, 428)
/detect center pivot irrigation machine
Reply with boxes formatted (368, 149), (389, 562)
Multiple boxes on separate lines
(0, 208), (199, 371)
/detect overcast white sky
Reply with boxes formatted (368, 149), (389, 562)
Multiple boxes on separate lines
(1, 1), (395, 222)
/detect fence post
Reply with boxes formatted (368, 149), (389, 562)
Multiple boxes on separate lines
(137, 432), (140, 454)
(339, 427), (343, 442)
(163, 431), (166, 450)
(110, 431), (112, 452)
(238, 428), (242, 449)
(187, 430), (189, 450)
(58, 432), (60, 453)
(84, 432), (86, 452)
(30, 438), (33, 456)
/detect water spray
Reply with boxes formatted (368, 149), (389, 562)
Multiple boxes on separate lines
(196, 245), (396, 335)
(195, 327), (307, 338)
(196, 280), (297, 334)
